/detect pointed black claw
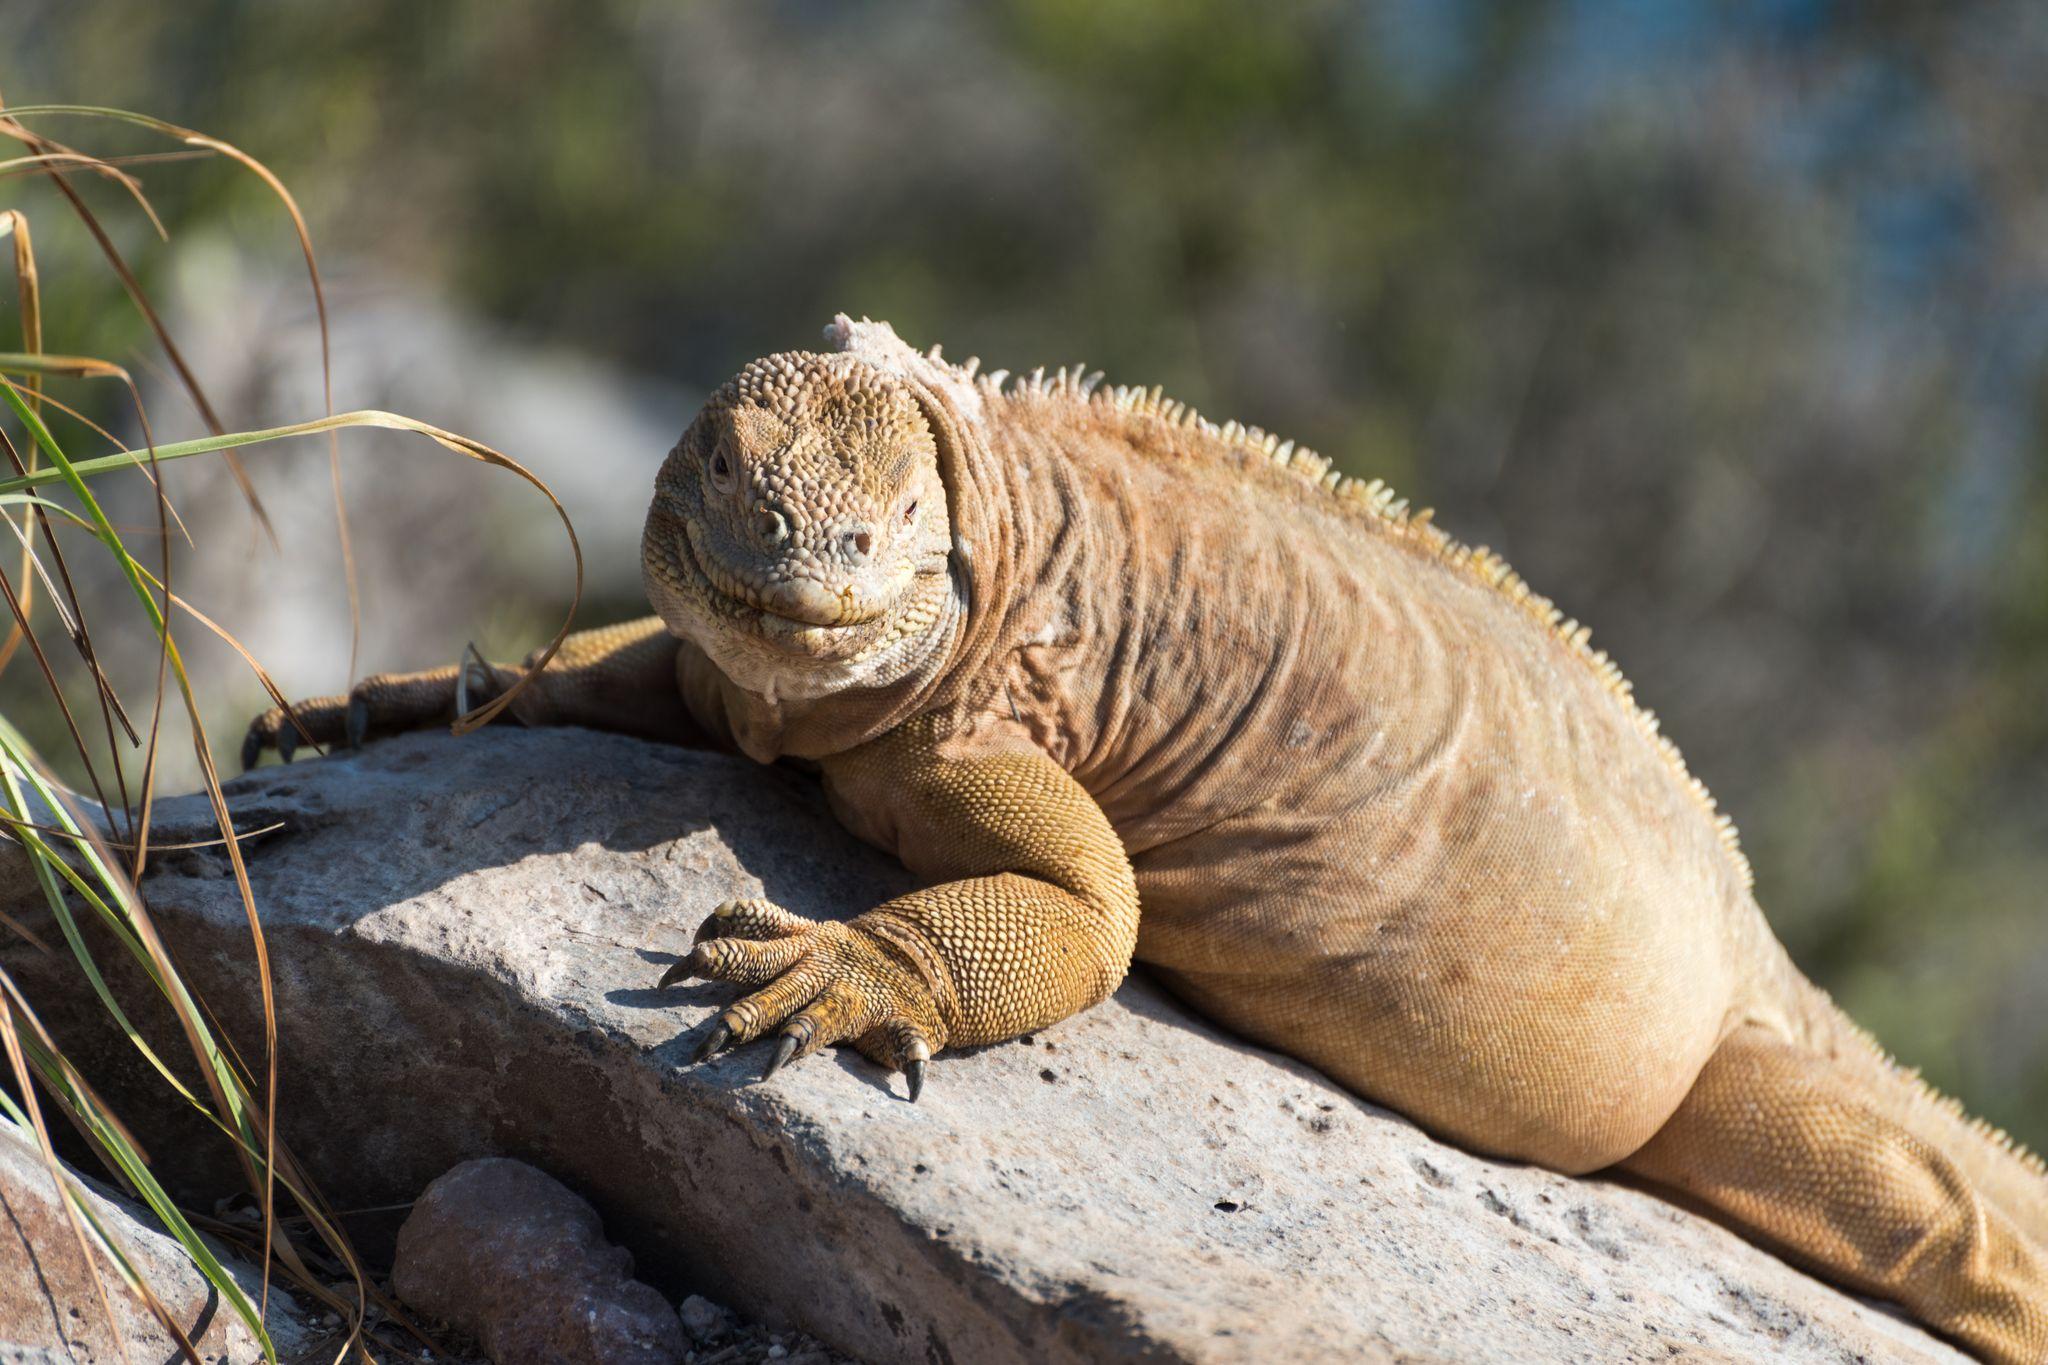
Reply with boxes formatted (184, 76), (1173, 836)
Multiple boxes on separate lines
(692, 1021), (731, 1063)
(905, 1059), (925, 1103)
(346, 696), (369, 749)
(240, 730), (262, 773)
(275, 725), (298, 763)
(762, 1033), (798, 1081)
(657, 957), (693, 989)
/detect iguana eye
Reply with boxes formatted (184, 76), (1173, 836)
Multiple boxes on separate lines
(708, 449), (736, 492)
(901, 498), (918, 524)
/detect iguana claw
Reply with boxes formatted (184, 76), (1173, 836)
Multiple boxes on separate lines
(691, 1021), (730, 1062)
(763, 1033), (798, 1079)
(905, 1058), (926, 1102)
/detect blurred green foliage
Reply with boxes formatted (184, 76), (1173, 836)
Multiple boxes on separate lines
(10, 0), (2047, 1146)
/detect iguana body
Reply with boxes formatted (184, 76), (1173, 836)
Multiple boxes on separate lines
(249, 317), (2047, 1362)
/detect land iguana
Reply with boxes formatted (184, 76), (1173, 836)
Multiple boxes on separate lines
(246, 316), (2047, 1362)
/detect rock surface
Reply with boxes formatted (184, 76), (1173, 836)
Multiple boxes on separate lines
(5, 728), (1967, 1364)
(0, 1114), (312, 1362)
(393, 1157), (684, 1364)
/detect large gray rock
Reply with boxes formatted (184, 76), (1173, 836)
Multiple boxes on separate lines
(4, 728), (1964, 1364)
(0, 1113), (313, 1361)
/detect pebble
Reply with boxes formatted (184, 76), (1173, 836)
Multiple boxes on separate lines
(679, 1294), (730, 1344)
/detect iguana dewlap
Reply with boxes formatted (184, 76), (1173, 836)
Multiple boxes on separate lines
(248, 317), (2048, 1363)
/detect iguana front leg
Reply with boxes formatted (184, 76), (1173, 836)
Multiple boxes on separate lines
(241, 617), (701, 765)
(663, 717), (1140, 1097)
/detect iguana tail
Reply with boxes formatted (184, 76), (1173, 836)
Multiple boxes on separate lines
(1720, 926), (2048, 1248)
(1624, 941), (2048, 1363)
(1808, 985), (2048, 1251)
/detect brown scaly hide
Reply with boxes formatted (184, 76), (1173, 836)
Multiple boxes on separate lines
(251, 316), (2048, 1363)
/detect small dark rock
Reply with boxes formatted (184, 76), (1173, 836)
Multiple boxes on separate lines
(679, 1293), (731, 1344)
(393, 1157), (684, 1365)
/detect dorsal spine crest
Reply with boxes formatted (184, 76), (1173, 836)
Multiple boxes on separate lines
(959, 355), (1756, 891)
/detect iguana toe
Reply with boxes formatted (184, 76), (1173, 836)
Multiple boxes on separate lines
(241, 698), (336, 770)
(692, 898), (812, 944)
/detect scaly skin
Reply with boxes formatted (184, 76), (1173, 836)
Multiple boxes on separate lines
(249, 317), (2047, 1363)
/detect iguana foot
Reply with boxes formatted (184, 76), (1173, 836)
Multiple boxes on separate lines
(241, 651), (505, 769)
(661, 898), (945, 1100)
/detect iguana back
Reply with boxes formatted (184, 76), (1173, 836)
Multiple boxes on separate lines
(961, 363), (2048, 1245)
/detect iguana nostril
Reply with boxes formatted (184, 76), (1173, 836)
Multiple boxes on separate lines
(756, 504), (790, 546)
(850, 529), (873, 558)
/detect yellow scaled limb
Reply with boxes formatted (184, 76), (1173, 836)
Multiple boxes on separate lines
(667, 718), (1139, 1098)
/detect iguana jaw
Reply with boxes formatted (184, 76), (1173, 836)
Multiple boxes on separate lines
(644, 513), (960, 701)
(643, 481), (960, 705)
(659, 505), (944, 660)
(678, 513), (905, 635)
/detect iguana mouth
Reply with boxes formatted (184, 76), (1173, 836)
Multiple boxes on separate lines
(720, 579), (884, 632)
(658, 522), (901, 666)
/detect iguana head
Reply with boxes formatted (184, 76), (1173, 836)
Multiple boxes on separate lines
(643, 349), (960, 701)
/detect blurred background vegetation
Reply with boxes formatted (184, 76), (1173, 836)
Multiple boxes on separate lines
(9, 1), (2045, 1150)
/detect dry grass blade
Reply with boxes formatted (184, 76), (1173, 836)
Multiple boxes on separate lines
(0, 151), (168, 238)
(1, 208), (40, 673)
(0, 148), (213, 180)
(0, 210), (39, 404)
(0, 351), (127, 378)
(0, 101), (273, 540)
(0, 901), (54, 954)
(0, 809), (287, 853)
